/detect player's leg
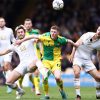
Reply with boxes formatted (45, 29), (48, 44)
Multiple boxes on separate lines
(5, 67), (12, 93)
(9, 62), (31, 99)
(28, 59), (50, 99)
(0, 61), (11, 93)
(33, 69), (41, 95)
(53, 69), (67, 100)
(6, 69), (24, 93)
(6, 69), (25, 99)
(33, 43), (41, 94)
(96, 51), (100, 99)
(72, 57), (82, 100)
(84, 60), (100, 99)
(3, 53), (13, 93)
(42, 77), (50, 100)
(88, 68), (100, 99)
(73, 65), (81, 100)
(17, 76), (24, 89)
(4, 61), (13, 93)
(53, 60), (67, 100)
(39, 60), (50, 99)
(28, 73), (35, 92)
(35, 60), (50, 80)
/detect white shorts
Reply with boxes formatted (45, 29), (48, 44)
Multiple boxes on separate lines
(14, 59), (37, 76)
(0, 53), (12, 67)
(73, 57), (96, 72)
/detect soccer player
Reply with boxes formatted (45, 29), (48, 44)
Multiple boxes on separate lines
(0, 25), (49, 99)
(16, 25), (77, 100)
(17, 18), (42, 95)
(0, 17), (16, 93)
(70, 27), (100, 100)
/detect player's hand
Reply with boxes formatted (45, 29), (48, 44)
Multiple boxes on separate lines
(68, 54), (74, 63)
(14, 40), (23, 45)
(34, 39), (39, 43)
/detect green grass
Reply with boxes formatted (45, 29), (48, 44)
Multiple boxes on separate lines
(0, 86), (96, 100)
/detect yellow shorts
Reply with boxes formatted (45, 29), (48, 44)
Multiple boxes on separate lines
(42, 59), (61, 72)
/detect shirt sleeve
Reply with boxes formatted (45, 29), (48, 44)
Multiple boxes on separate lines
(39, 35), (46, 41)
(62, 37), (68, 45)
(8, 44), (15, 51)
(58, 36), (68, 45)
(10, 28), (16, 43)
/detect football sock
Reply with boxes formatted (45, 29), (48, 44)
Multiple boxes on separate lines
(74, 78), (80, 96)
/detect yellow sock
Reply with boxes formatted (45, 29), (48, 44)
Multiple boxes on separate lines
(43, 80), (49, 95)
(56, 79), (63, 90)
(29, 75), (35, 88)
(34, 76), (40, 90)
(18, 76), (24, 88)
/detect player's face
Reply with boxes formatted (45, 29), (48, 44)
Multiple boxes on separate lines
(96, 27), (100, 38)
(50, 29), (59, 40)
(17, 29), (25, 39)
(24, 21), (32, 31)
(0, 18), (6, 28)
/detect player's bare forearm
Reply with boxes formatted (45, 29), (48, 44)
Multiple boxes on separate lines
(68, 39), (78, 47)
(15, 34), (40, 45)
(0, 49), (11, 56)
(71, 47), (76, 56)
(69, 47), (76, 62)
(25, 34), (39, 41)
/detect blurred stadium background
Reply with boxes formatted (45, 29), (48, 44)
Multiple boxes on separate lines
(0, 0), (100, 87)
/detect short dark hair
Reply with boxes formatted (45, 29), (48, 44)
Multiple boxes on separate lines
(50, 25), (60, 32)
(24, 18), (32, 22)
(0, 17), (5, 20)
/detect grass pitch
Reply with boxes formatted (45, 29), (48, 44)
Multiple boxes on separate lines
(0, 86), (97, 100)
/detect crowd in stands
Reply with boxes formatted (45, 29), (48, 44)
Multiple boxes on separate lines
(0, 0), (28, 28)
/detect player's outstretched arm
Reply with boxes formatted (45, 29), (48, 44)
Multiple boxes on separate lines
(67, 39), (78, 47)
(15, 34), (40, 45)
(68, 38), (82, 62)
(0, 49), (12, 56)
(25, 34), (40, 40)
(69, 47), (76, 63)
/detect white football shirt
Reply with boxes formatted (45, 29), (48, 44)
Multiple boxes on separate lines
(0, 26), (15, 51)
(75, 32), (100, 59)
(9, 39), (38, 62)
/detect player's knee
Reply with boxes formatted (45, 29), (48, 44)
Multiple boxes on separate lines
(96, 85), (100, 89)
(34, 70), (39, 76)
(95, 76), (100, 82)
(74, 70), (80, 78)
(3, 66), (8, 71)
(4, 63), (11, 70)
(55, 77), (61, 82)
(6, 78), (15, 85)
(6, 82), (17, 89)
(43, 78), (48, 84)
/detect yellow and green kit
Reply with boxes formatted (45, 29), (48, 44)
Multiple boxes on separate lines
(39, 32), (68, 72)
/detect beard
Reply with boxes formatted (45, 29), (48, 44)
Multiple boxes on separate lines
(0, 25), (5, 29)
(18, 35), (24, 39)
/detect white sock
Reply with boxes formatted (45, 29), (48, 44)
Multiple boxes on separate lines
(74, 78), (80, 96)
(96, 82), (100, 96)
(36, 60), (48, 79)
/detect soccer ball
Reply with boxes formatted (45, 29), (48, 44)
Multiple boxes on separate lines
(52, 0), (64, 10)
